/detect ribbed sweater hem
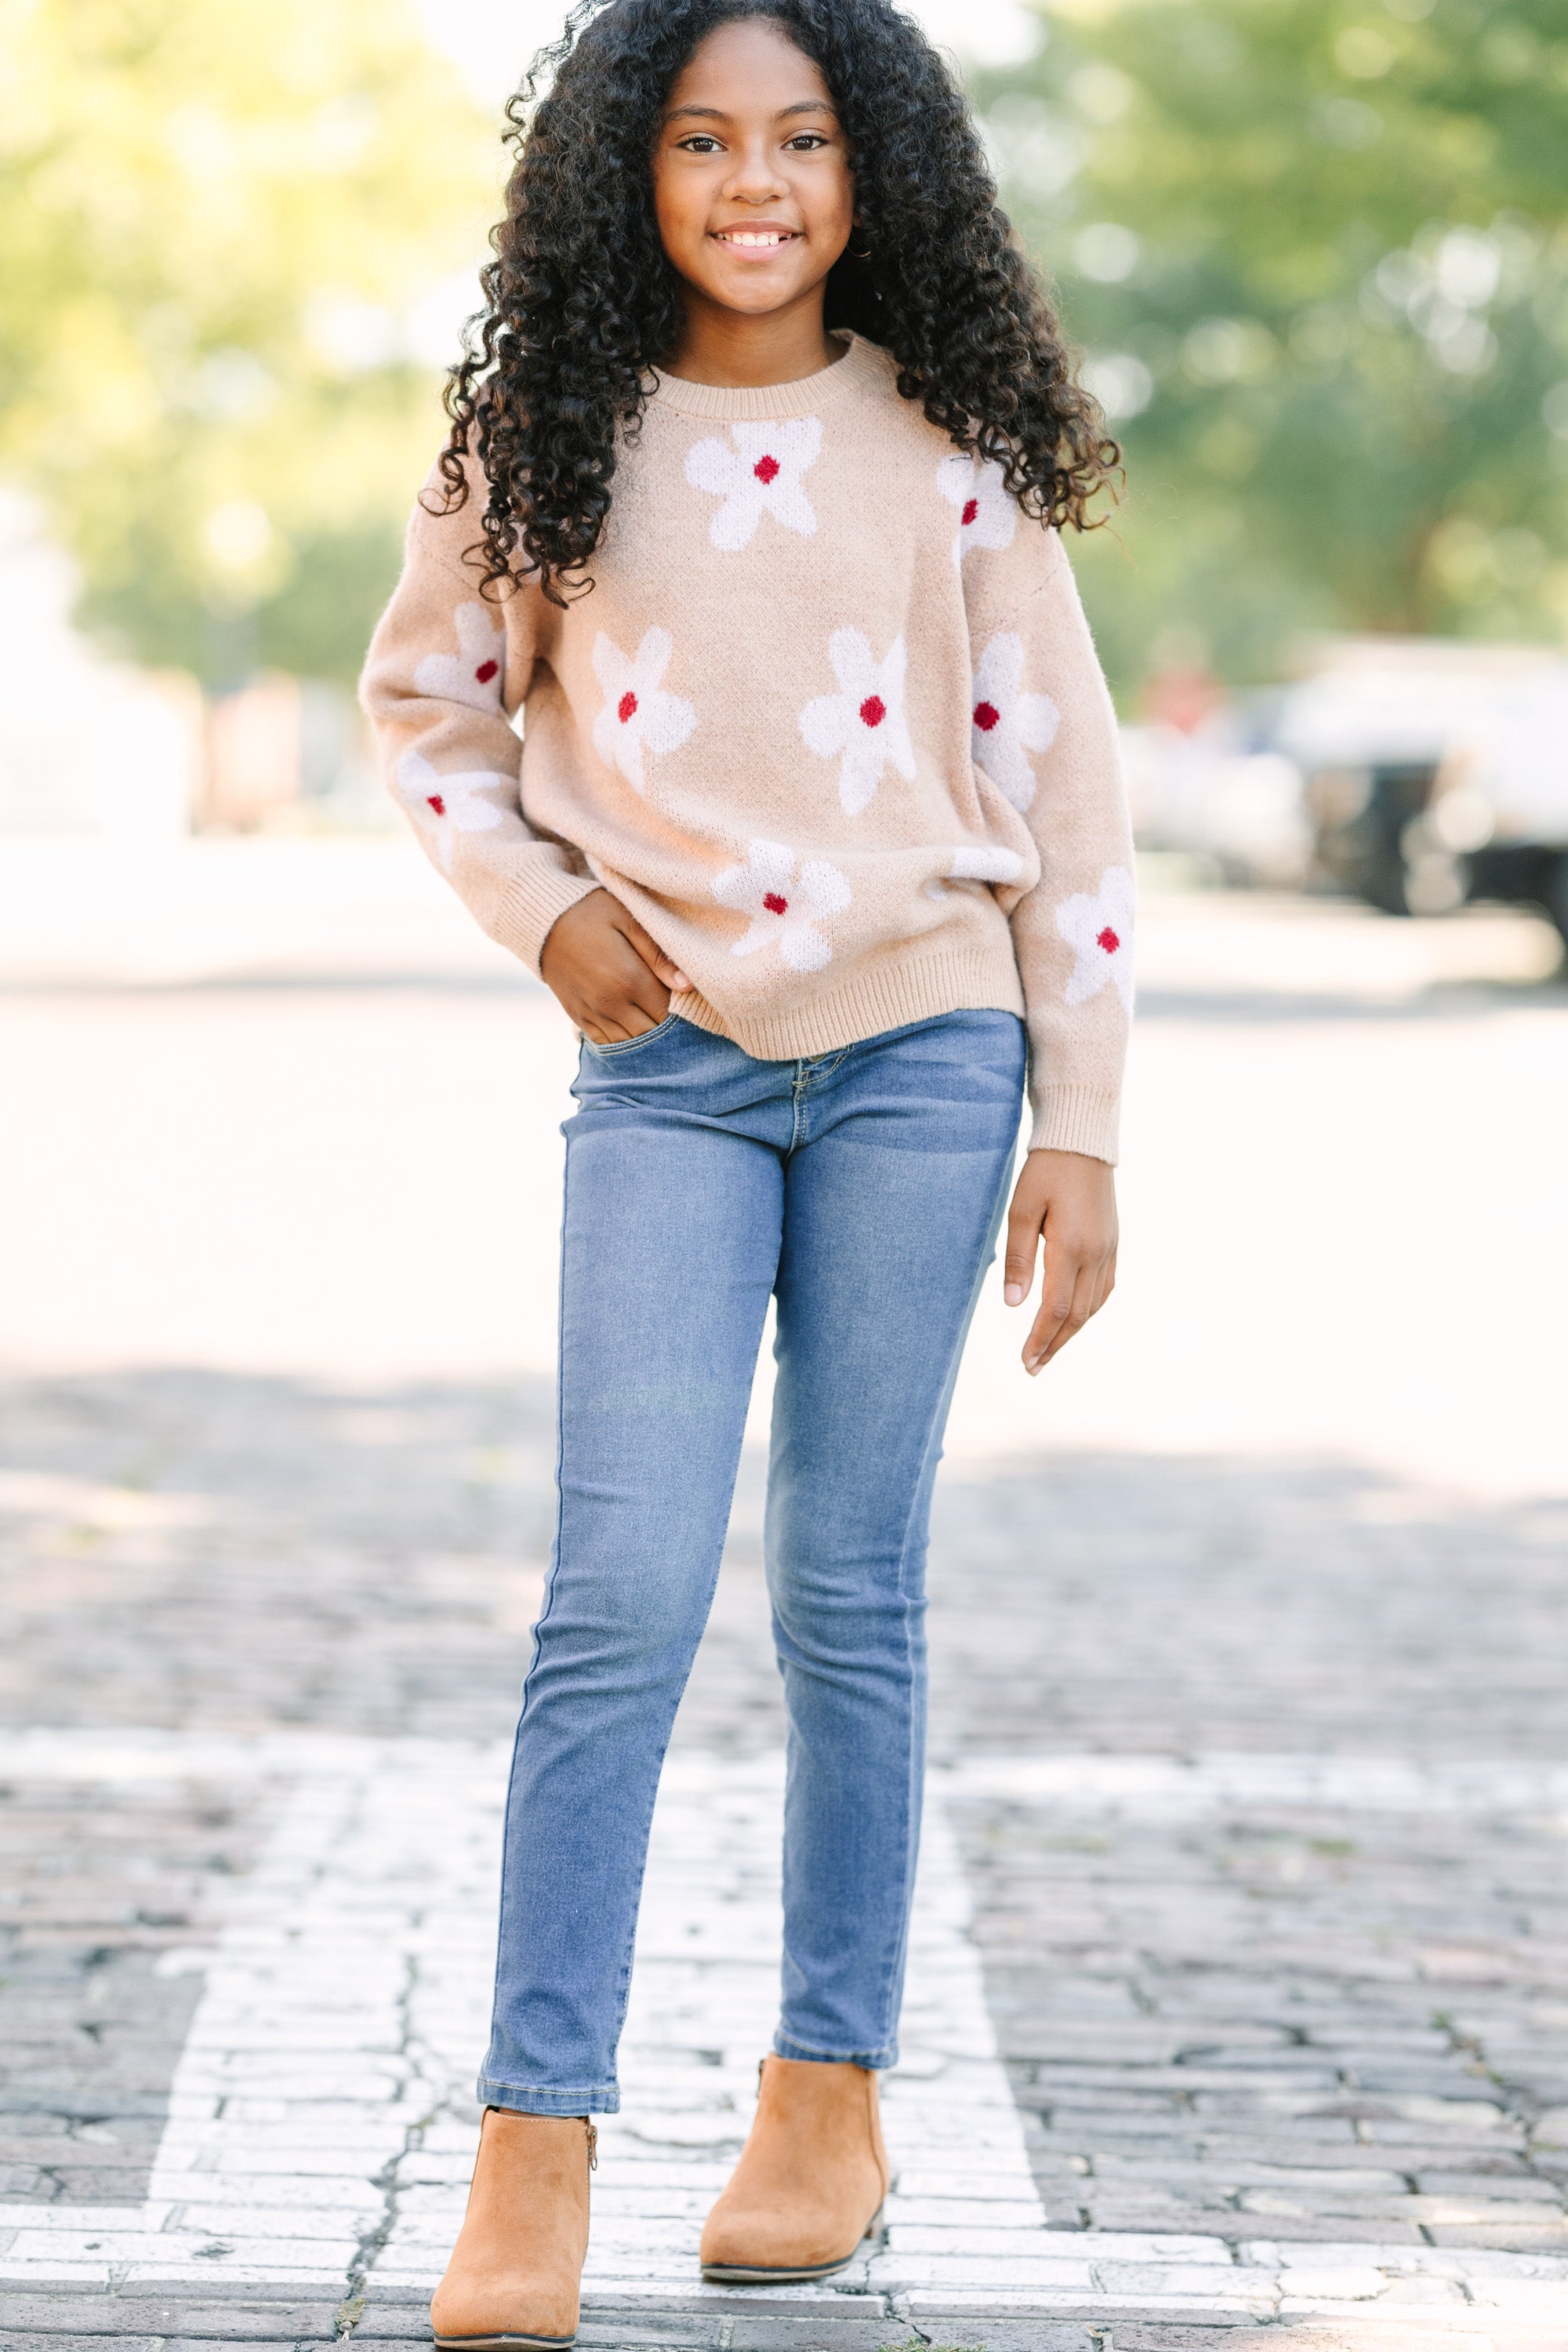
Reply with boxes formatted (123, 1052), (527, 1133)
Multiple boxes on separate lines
(672, 943), (1025, 1062)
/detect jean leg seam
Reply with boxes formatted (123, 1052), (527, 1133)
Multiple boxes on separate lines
(872, 1139), (1019, 2062)
(599, 1733), (672, 2082)
(480, 1131), (575, 2100)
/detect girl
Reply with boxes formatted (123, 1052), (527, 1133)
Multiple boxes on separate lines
(361, 2), (1131, 2342)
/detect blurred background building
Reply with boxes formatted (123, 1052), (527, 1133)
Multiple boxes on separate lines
(2, 0), (1566, 949)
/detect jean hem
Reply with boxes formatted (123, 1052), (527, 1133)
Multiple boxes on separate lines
(476, 2078), (620, 2116)
(772, 2031), (896, 2071)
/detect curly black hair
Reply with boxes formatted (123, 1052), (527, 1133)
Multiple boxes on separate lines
(434, 0), (1120, 606)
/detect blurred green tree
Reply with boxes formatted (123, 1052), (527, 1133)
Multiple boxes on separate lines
(984, 0), (1568, 695)
(0, 0), (498, 684)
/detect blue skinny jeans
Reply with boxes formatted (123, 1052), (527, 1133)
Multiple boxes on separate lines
(478, 1007), (1026, 2114)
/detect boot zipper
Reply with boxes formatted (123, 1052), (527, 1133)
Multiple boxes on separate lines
(585, 2121), (597, 2171)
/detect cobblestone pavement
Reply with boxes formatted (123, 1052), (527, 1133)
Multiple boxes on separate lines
(2, 842), (1566, 2351)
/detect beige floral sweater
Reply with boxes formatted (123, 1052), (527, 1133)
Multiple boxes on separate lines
(361, 332), (1134, 1160)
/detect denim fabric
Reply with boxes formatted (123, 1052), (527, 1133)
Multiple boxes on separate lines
(477, 1007), (1025, 2115)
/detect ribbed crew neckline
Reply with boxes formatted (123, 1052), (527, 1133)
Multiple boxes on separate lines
(647, 329), (885, 421)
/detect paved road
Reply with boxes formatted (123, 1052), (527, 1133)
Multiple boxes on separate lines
(2, 840), (1566, 2351)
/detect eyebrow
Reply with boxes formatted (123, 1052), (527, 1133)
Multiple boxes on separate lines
(665, 100), (839, 122)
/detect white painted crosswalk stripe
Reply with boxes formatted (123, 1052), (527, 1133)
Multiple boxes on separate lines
(2, 1730), (1565, 2331)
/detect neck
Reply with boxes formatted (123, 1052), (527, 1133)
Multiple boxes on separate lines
(662, 286), (844, 389)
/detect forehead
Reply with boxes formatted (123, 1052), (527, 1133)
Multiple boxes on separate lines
(663, 17), (837, 115)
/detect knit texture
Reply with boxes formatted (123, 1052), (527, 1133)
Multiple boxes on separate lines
(360, 333), (1134, 1160)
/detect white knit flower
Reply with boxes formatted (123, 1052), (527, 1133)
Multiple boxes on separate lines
(684, 417), (821, 550)
(936, 453), (1017, 565)
(798, 630), (916, 816)
(926, 842), (1027, 900)
(711, 838), (852, 973)
(590, 628), (696, 793)
(1054, 864), (1135, 1011)
(395, 748), (508, 875)
(949, 844), (1026, 883)
(971, 632), (1060, 812)
(412, 602), (505, 713)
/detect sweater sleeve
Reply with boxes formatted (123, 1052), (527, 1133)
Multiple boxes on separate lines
(358, 466), (598, 975)
(972, 531), (1134, 1163)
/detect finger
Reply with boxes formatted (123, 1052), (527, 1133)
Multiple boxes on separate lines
(619, 955), (674, 1029)
(644, 949), (691, 993)
(1023, 1230), (1089, 1370)
(618, 999), (669, 1036)
(1002, 1196), (1042, 1309)
(618, 911), (691, 993)
(600, 939), (670, 1031)
(1029, 1261), (1105, 1374)
(1039, 1262), (1101, 1370)
(585, 996), (655, 1040)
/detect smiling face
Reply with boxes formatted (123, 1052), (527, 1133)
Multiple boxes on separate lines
(652, 16), (855, 362)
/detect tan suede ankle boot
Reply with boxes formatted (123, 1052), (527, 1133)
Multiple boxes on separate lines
(699, 2055), (889, 2282)
(430, 2108), (596, 2349)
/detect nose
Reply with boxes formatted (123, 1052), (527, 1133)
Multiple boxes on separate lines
(722, 137), (787, 205)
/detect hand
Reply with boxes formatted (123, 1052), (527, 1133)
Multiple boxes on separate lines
(1003, 1148), (1118, 1375)
(540, 887), (691, 1044)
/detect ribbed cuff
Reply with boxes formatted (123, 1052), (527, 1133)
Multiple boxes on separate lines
(488, 859), (601, 978)
(1028, 1084), (1120, 1164)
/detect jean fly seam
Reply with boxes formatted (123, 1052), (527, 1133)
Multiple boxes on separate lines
(789, 1059), (807, 1154)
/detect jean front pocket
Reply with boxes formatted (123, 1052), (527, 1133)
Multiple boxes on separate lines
(582, 1011), (684, 1060)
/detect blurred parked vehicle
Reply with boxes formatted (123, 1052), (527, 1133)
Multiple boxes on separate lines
(1276, 639), (1568, 942)
(1123, 712), (1313, 889)
(1125, 639), (1568, 946)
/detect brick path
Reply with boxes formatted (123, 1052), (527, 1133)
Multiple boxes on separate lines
(2, 843), (1566, 2350)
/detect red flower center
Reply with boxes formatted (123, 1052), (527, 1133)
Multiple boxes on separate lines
(763, 891), (789, 916)
(973, 700), (1000, 732)
(753, 454), (780, 485)
(618, 691), (638, 724)
(1097, 926), (1120, 954)
(474, 659), (498, 684)
(961, 497), (978, 526)
(858, 694), (886, 728)
(426, 793), (445, 816)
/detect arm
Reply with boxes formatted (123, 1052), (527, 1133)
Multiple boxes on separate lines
(971, 531), (1134, 1370)
(358, 465), (598, 975)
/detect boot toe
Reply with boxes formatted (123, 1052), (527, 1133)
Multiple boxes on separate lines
(699, 2196), (872, 2280)
(430, 2275), (579, 2347)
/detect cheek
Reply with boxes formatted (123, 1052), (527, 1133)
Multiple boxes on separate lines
(804, 162), (855, 236)
(652, 166), (703, 261)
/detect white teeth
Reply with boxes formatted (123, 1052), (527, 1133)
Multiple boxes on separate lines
(724, 231), (788, 247)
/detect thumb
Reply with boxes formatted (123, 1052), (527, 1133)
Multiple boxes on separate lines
(619, 910), (691, 993)
(652, 949), (693, 992)
(1002, 1198), (1041, 1308)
